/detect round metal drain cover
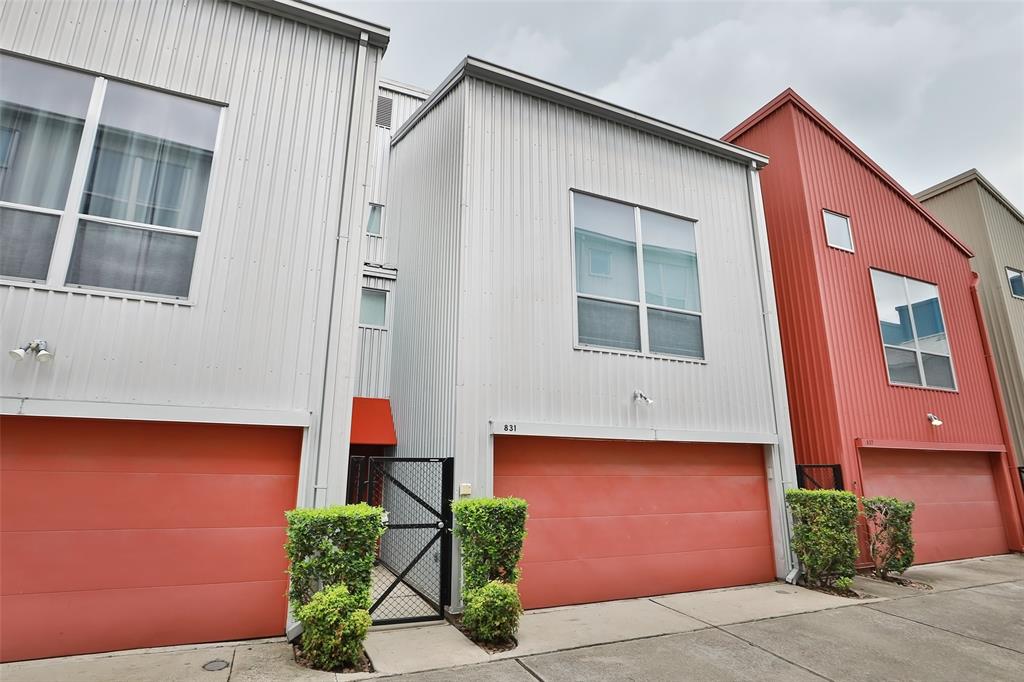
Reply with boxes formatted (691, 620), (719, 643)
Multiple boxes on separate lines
(202, 659), (230, 672)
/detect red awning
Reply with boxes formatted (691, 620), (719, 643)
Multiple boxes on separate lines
(350, 397), (397, 445)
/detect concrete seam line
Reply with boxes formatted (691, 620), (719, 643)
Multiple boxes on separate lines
(862, 603), (1024, 656)
(647, 593), (886, 627)
(516, 658), (546, 682)
(714, 626), (834, 681)
(226, 647), (236, 682)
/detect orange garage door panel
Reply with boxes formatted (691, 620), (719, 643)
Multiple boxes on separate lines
(0, 417), (301, 662)
(860, 450), (1009, 565)
(493, 437), (775, 609)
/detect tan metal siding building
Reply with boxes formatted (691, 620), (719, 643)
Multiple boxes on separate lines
(918, 170), (1024, 465)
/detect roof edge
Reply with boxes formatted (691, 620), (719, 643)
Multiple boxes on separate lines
(916, 168), (1024, 226)
(724, 88), (974, 259)
(379, 77), (432, 100)
(237, 0), (389, 48)
(391, 57), (769, 168)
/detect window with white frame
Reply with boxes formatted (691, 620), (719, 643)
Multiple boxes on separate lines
(359, 287), (387, 328)
(870, 269), (956, 390)
(366, 203), (383, 235)
(823, 209), (854, 251)
(572, 191), (703, 359)
(0, 54), (221, 299)
(1006, 267), (1024, 300)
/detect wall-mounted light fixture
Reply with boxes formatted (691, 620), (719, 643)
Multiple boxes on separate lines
(927, 413), (943, 427)
(633, 389), (654, 406)
(9, 339), (54, 363)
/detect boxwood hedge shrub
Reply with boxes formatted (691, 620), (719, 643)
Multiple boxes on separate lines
(462, 580), (523, 643)
(862, 496), (915, 579)
(785, 489), (858, 589)
(294, 583), (371, 670)
(285, 503), (386, 609)
(451, 497), (528, 592)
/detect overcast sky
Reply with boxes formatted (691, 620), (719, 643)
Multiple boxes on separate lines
(334, 1), (1024, 206)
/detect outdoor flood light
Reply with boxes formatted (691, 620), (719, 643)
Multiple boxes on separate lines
(8, 339), (53, 363)
(927, 413), (943, 427)
(633, 389), (654, 406)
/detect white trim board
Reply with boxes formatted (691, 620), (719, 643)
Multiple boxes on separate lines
(489, 420), (778, 445)
(1, 397), (310, 427)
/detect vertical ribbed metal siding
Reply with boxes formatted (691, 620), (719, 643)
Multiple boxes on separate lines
(389, 76), (780, 492)
(354, 275), (394, 397)
(387, 84), (466, 459)
(0, 0), (373, 416)
(976, 185), (1024, 463)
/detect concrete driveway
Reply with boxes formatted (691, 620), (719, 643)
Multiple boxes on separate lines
(4, 554), (1021, 681)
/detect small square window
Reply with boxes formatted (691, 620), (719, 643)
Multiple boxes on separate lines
(823, 210), (854, 252)
(1007, 267), (1024, 299)
(359, 288), (387, 327)
(367, 204), (383, 236)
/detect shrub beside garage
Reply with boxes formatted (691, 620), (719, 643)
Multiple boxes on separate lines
(785, 489), (859, 590)
(285, 503), (386, 671)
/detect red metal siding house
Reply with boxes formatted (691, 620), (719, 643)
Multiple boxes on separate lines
(724, 89), (1024, 564)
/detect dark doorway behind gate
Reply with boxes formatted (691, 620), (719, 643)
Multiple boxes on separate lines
(347, 456), (454, 624)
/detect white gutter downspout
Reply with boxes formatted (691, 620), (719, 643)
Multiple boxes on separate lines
(745, 161), (800, 581)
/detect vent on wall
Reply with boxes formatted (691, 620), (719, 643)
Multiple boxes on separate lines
(376, 95), (393, 128)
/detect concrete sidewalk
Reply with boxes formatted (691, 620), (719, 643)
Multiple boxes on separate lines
(3, 554), (1021, 681)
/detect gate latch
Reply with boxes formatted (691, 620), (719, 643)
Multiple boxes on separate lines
(436, 520), (444, 529)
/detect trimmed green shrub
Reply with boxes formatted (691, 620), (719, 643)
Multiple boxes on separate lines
(294, 584), (371, 670)
(452, 497), (528, 592)
(785, 489), (858, 588)
(462, 580), (523, 643)
(862, 496), (915, 579)
(285, 503), (386, 609)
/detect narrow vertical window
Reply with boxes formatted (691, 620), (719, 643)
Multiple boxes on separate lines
(823, 210), (854, 252)
(1006, 267), (1024, 299)
(359, 288), (387, 328)
(870, 269), (955, 390)
(0, 55), (93, 281)
(366, 204), (383, 235)
(572, 192), (703, 359)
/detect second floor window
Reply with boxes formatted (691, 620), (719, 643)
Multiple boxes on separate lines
(572, 191), (703, 359)
(1006, 267), (1024, 299)
(870, 269), (956, 390)
(0, 54), (221, 299)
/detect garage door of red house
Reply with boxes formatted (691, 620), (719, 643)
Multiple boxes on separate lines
(860, 449), (1009, 564)
(0, 416), (301, 662)
(493, 437), (776, 609)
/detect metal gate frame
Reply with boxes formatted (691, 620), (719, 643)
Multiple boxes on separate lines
(348, 456), (454, 625)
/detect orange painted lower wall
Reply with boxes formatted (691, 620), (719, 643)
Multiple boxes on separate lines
(0, 416), (302, 662)
(493, 437), (775, 609)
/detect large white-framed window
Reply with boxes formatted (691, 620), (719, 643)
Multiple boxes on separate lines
(571, 190), (703, 360)
(870, 269), (956, 391)
(358, 287), (387, 328)
(823, 209), (854, 252)
(1006, 267), (1024, 300)
(0, 54), (222, 300)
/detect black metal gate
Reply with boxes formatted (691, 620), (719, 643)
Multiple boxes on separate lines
(795, 464), (844, 490)
(347, 456), (454, 624)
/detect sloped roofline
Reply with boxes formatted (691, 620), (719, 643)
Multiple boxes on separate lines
(723, 88), (973, 258)
(239, 1), (389, 48)
(379, 77), (431, 100)
(390, 56), (769, 169)
(916, 168), (1024, 226)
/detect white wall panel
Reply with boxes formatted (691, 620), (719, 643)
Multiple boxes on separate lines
(0, 0), (380, 429)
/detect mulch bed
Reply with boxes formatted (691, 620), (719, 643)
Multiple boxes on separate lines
(807, 584), (863, 599)
(293, 645), (374, 674)
(447, 613), (518, 654)
(858, 571), (933, 591)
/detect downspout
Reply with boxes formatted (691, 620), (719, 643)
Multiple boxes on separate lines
(745, 161), (799, 581)
(970, 274), (1024, 550)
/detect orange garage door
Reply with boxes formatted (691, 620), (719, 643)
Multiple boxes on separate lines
(0, 416), (301, 662)
(860, 449), (1009, 564)
(493, 437), (775, 609)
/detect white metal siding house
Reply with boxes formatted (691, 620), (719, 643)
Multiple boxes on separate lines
(386, 58), (799, 609)
(0, 0), (386, 661)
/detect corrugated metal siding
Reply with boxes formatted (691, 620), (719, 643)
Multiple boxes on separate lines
(0, 0), (373, 418)
(387, 83), (466, 460)
(391, 77), (781, 492)
(734, 101), (1010, 492)
(978, 185), (1024, 464)
(728, 106), (845, 469)
(354, 275), (394, 397)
